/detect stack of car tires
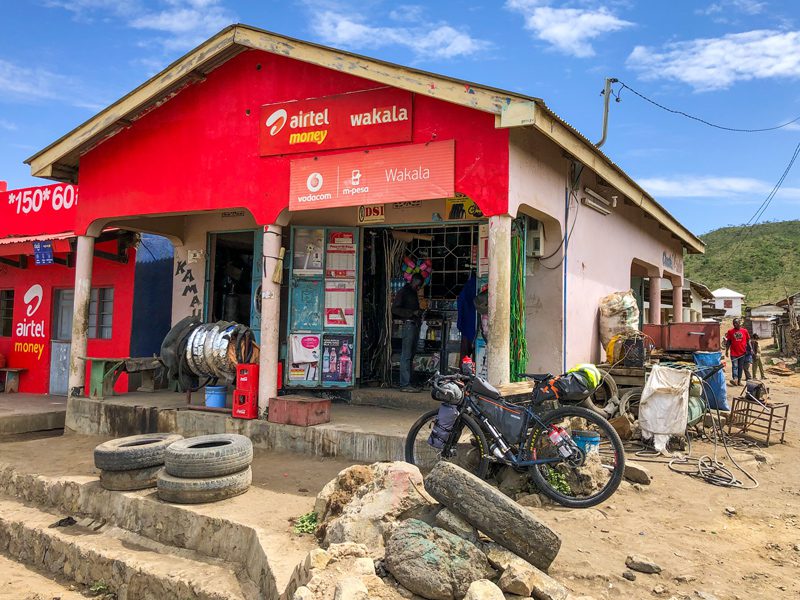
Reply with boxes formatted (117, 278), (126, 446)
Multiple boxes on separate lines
(157, 433), (253, 504)
(94, 433), (184, 491)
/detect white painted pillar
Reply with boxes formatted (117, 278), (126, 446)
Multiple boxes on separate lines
(649, 277), (661, 325)
(487, 215), (511, 387)
(68, 235), (96, 398)
(672, 284), (684, 323)
(258, 224), (282, 415)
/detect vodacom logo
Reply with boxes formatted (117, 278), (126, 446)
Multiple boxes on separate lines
(24, 284), (43, 317)
(306, 172), (324, 192)
(265, 109), (288, 136)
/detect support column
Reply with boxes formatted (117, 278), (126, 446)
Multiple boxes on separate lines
(487, 215), (511, 387)
(648, 277), (661, 325)
(68, 235), (96, 398)
(672, 283), (684, 323)
(258, 224), (282, 415)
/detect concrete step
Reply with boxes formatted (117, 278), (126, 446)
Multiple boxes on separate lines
(348, 387), (440, 411)
(0, 496), (255, 600)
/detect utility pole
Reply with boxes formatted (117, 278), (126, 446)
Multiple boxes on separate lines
(595, 77), (618, 148)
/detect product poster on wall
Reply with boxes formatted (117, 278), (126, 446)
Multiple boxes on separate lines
(325, 231), (356, 277)
(321, 334), (354, 384)
(324, 279), (355, 327)
(289, 334), (320, 382)
(292, 228), (324, 275)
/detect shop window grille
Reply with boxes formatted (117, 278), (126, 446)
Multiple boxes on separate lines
(0, 289), (13, 337)
(401, 225), (478, 299)
(88, 287), (114, 339)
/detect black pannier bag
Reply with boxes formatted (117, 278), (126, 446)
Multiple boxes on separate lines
(534, 372), (594, 404)
(474, 395), (525, 442)
(428, 403), (459, 449)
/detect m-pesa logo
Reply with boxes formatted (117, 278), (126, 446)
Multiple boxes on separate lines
(259, 87), (412, 157)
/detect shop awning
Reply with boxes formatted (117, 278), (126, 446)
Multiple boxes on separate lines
(0, 232), (74, 257)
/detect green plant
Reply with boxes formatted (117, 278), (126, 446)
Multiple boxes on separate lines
(293, 511), (318, 535)
(545, 469), (572, 495)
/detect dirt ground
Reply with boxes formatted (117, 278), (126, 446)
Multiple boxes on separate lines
(0, 371), (798, 600)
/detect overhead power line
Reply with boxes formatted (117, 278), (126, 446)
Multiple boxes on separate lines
(723, 141), (800, 259)
(613, 81), (800, 133)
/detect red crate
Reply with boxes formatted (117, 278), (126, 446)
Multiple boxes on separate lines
(232, 389), (258, 419)
(268, 395), (331, 427)
(236, 363), (259, 393)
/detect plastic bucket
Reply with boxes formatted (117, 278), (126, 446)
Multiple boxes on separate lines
(205, 385), (227, 408)
(572, 430), (600, 454)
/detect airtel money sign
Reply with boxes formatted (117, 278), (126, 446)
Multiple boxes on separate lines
(259, 88), (412, 156)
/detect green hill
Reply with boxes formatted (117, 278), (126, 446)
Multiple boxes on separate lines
(685, 220), (800, 307)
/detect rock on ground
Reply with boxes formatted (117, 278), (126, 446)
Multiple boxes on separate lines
(481, 542), (567, 600)
(435, 508), (478, 543)
(333, 577), (368, 600)
(315, 462), (437, 552)
(625, 554), (662, 574)
(424, 461), (561, 572)
(464, 579), (505, 600)
(384, 519), (495, 600)
(623, 461), (652, 485)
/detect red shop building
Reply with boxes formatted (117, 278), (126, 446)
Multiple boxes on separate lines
(23, 25), (702, 415)
(0, 181), (173, 394)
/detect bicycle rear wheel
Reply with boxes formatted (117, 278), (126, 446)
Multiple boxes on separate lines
(405, 408), (490, 479)
(527, 405), (624, 508)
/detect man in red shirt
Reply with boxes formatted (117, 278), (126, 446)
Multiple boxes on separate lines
(725, 318), (751, 386)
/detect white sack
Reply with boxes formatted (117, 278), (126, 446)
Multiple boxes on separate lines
(639, 365), (691, 454)
(598, 290), (640, 348)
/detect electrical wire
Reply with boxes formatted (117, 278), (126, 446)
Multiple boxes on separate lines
(721, 142), (800, 260)
(538, 190), (580, 270)
(614, 81), (800, 133)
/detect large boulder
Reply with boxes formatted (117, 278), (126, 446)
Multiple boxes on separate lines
(424, 461), (561, 571)
(315, 462), (437, 552)
(385, 519), (496, 600)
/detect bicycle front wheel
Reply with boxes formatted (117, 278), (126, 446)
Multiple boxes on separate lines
(527, 405), (625, 508)
(405, 408), (490, 479)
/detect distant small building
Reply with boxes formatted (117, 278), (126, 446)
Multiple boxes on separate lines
(745, 304), (784, 339)
(712, 287), (745, 317)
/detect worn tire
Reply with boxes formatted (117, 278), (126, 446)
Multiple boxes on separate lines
(94, 433), (184, 471)
(157, 467), (252, 504)
(99, 465), (163, 491)
(424, 461), (562, 572)
(164, 434), (253, 478)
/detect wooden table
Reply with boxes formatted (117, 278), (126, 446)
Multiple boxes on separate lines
(83, 357), (162, 400)
(0, 368), (26, 393)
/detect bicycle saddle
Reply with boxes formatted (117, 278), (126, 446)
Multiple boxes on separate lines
(521, 373), (553, 382)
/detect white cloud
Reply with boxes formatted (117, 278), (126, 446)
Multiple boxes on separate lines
(506, 0), (633, 58)
(0, 58), (96, 108)
(699, 0), (766, 17)
(0, 119), (18, 131)
(311, 10), (490, 59)
(639, 175), (800, 201)
(627, 30), (800, 91)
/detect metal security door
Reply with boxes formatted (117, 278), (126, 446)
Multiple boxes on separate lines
(50, 289), (74, 396)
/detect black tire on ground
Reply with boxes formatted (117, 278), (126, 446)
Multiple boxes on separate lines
(157, 467), (252, 504)
(527, 405), (625, 509)
(405, 409), (490, 479)
(94, 433), (184, 471)
(164, 434), (253, 478)
(99, 465), (163, 491)
(424, 461), (561, 572)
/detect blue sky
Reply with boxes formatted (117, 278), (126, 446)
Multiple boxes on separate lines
(1, 0), (799, 234)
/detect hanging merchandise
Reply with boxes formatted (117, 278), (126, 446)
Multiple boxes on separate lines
(510, 220), (529, 382)
(401, 256), (433, 284)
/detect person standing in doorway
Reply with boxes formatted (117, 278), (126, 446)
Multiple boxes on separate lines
(724, 318), (751, 386)
(392, 273), (425, 392)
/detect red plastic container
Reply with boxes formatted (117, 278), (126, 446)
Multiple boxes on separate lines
(232, 389), (258, 419)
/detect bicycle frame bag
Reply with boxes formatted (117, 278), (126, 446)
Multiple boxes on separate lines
(474, 395), (525, 442)
(428, 403), (459, 449)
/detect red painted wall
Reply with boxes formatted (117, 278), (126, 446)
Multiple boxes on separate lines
(0, 242), (136, 393)
(77, 50), (509, 232)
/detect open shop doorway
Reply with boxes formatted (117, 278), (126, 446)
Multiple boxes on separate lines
(360, 224), (480, 388)
(207, 230), (261, 337)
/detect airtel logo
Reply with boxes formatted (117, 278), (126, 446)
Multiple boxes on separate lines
(265, 109), (287, 136)
(24, 284), (43, 317)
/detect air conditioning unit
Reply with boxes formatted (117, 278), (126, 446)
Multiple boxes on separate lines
(526, 218), (542, 257)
